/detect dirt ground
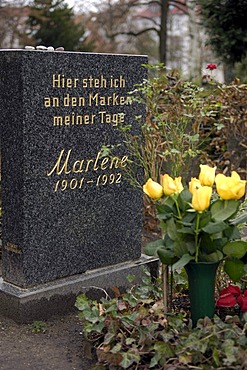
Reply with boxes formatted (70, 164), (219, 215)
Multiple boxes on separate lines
(0, 311), (97, 370)
(0, 252), (99, 370)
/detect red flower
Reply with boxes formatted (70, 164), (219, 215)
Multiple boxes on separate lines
(237, 295), (247, 312)
(216, 293), (237, 307)
(219, 285), (241, 296)
(217, 285), (247, 311)
(206, 63), (217, 70)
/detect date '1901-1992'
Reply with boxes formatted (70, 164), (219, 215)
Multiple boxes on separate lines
(54, 173), (122, 192)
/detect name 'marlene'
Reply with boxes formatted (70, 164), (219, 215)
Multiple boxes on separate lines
(47, 149), (128, 176)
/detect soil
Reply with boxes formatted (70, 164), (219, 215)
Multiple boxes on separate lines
(0, 254), (97, 370)
(0, 312), (97, 370)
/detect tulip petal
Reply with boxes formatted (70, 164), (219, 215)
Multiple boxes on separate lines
(215, 172), (246, 200)
(199, 164), (216, 186)
(143, 178), (163, 199)
(189, 178), (201, 195)
(161, 174), (177, 196)
(192, 186), (212, 211)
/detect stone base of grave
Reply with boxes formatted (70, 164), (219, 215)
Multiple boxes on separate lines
(0, 255), (159, 324)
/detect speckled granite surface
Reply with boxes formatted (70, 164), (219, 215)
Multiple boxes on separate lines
(0, 50), (147, 288)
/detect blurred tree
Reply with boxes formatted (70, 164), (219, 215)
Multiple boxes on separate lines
(0, 0), (29, 48)
(27, 0), (92, 51)
(196, 0), (247, 82)
(81, 0), (188, 64)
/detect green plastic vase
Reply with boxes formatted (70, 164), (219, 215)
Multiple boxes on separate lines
(185, 261), (219, 327)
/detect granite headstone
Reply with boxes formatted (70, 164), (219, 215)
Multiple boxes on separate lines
(0, 50), (147, 288)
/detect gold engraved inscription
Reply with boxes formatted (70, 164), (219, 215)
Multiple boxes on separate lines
(44, 72), (132, 192)
(52, 74), (125, 89)
(47, 149), (128, 177)
(47, 150), (129, 192)
(44, 73), (130, 127)
(88, 93), (130, 107)
(53, 113), (96, 126)
(44, 95), (86, 107)
(54, 173), (122, 192)
(44, 93), (130, 108)
(52, 111), (125, 127)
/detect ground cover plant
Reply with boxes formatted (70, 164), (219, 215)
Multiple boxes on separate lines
(76, 270), (247, 369)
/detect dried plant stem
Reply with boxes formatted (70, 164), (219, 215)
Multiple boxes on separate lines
(161, 264), (169, 312)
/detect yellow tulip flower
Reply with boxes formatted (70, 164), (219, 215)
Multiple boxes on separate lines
(160, 174), (177, 196)
(189, 177), (202, 195)
(143, 178), (163, 199)
(174, 176), (184, 193)
(215, 171), (246, 200)
(199, 164), (216, 186)
(161, 174), (183, 196)
(192, 186), (212, 211)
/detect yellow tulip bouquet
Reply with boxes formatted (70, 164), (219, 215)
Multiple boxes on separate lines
(144, 165), (247, 282)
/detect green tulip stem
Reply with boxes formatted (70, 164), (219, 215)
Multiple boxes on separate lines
(174, 198), (182, 219)
(195, 212), (200, 263)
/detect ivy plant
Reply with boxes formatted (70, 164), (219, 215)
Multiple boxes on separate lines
(76, 270), (247, 369)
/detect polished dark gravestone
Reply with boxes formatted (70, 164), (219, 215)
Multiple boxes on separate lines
(0, 50), (157, 322)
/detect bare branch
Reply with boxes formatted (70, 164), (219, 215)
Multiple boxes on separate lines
(110, 27), (160, 38)
(136, 16), (161, 28)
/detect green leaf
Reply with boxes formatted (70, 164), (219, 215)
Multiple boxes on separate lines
(200, 234), (216, 253)
(153, 341), (174, 360)
(242, 312), (247, 323)
(223, 241), (247, 258)
(156, 198), (175, 213)
(177, 227), (194, 235)
(75, 294), (91, 311)
(157, 213), (173, 221)
(172, 254), (194, 270)
(222, 339), (238, 366)
(110, 342), (122, 353)
(210, 199), (239, 222)
(185, 239), (196, 255)
(125, 338), (136, 345)
(150, 353), (160, 368)
(156, 204), (174, 214)
(166, 218), (179, 240)
(144, 239), (164, 256)
(223, 225), (240, 240)
(164, 234), (174, 248)
(177, 189), (192, 211)
(213, 237), (228, 249)
(200, 250), (223, 262)
(85, 307), (101, 323)
(126, 274), (136, 283)
(202, 221), (227, 234)
(199, 212), (211, 228)
(224, 259), (245, 282)
(173, 240), (189, 258)
(104, 332), (116, 345)
(120, 351), (140, 368)
(181, 212), (196, 224)
(157, 248), (177, 265)
(213, 347), (220, 367)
